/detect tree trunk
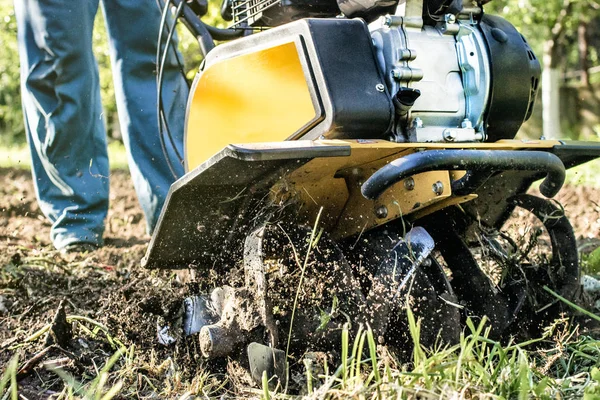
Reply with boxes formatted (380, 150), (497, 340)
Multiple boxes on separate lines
(542, 40), (562, 139)
(578, 21), (589, 86)
(540, 0), (574, 139)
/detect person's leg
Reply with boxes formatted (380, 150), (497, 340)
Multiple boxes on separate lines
(14, 0), (109, 250)
(101, 0), (188, 233)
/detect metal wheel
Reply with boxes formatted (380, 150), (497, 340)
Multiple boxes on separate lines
(419, 194), (579, 339)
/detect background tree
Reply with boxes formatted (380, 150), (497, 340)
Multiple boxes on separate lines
(488, 0), (600, 139)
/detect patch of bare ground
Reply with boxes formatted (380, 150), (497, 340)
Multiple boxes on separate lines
(0, 167), (599, 398)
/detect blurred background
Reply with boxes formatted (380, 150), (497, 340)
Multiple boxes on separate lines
(0, 0), (598, 154)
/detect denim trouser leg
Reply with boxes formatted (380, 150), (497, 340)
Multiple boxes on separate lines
(14, 0), (109, 249)
(102, 0), (187, 233)
(15, 0), (187, 249)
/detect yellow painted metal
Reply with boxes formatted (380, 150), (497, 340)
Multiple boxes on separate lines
(268, 144), (442, 238)
(185, 41), (318, 171)
(315, 138), (561, 150)
(410, 194), (478, 221)
(266, 138), (560, 238)
(333, 169), (451, 239)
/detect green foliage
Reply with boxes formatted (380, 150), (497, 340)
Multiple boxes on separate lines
(586, 246), (600, 275)
(486, 0), (600, 72)
(0, 3), (24, 146)
(316, 318), (600, 399)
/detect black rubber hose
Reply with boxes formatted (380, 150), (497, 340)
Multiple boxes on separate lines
(361, 150), (565, 200)
(204, 23), (245, 41)
(169, 0), (243, 56)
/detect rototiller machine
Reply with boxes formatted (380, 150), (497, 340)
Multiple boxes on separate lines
(144, 0), (600, 385)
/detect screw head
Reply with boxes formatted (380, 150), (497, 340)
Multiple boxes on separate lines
(432, 181), (444, 196)
(375, 205), (388, 219)
(443, 129), (457, 142)
(445, 14), (456, 24)
(376, 83), (385, 92)
(404, 177), (415, 191)
(412, 117), (423, 129)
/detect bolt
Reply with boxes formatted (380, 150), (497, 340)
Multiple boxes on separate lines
(392, 67), (423, 82)
(422, 258), (432, 267)
(404, 177), (415, 191)
(412, 117), (423, 129)
(398, 49), (417, 61)
(376, 83), (385, 92)
(382, 14), (402, 27)
(432, 181), (444, 196)
(443, 129), (457, 142)
(445, 14), (456, 24)
(461, 118), (473, 129)
(375, 205), (388, 219)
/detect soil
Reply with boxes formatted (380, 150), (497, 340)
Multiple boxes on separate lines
(1, 167), (599, 398)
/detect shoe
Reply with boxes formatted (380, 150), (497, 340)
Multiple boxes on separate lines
(60, 242), (99, 255)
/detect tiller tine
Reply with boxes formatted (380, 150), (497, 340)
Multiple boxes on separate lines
(365, 226), (435, 336)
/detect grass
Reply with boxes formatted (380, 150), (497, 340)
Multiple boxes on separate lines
(4, 315), (600, 399)
(565, 158), (600, 187)
(3, 237), (600, 398)
(0, 141), (129, 170)
(1, 142), (599, 398)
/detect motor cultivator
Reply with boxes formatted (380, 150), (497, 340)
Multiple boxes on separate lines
(146, 0), (600, 385)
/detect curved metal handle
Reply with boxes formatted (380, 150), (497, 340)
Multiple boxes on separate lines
(361, 149), (565, 200)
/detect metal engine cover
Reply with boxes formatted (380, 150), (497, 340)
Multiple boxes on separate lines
(185, 18), (394, 171)
(369, 11), (540, 143)
(370, 15), (491, 142)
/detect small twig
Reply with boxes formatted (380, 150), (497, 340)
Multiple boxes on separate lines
(17, 345), (54, 379)
(41, 357), (71, 370)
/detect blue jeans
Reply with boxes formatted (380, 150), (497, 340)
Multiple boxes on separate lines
(14, 0), (187, 249)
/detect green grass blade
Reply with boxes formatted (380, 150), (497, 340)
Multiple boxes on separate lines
(342, 322), (349, 387)
(544, 285), (600, 323)
(262, 370), (270, 400)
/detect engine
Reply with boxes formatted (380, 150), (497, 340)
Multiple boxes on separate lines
(222, 0), (540, 143)
(185, 0), (540, 169)
(368, 3), (540, 143)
